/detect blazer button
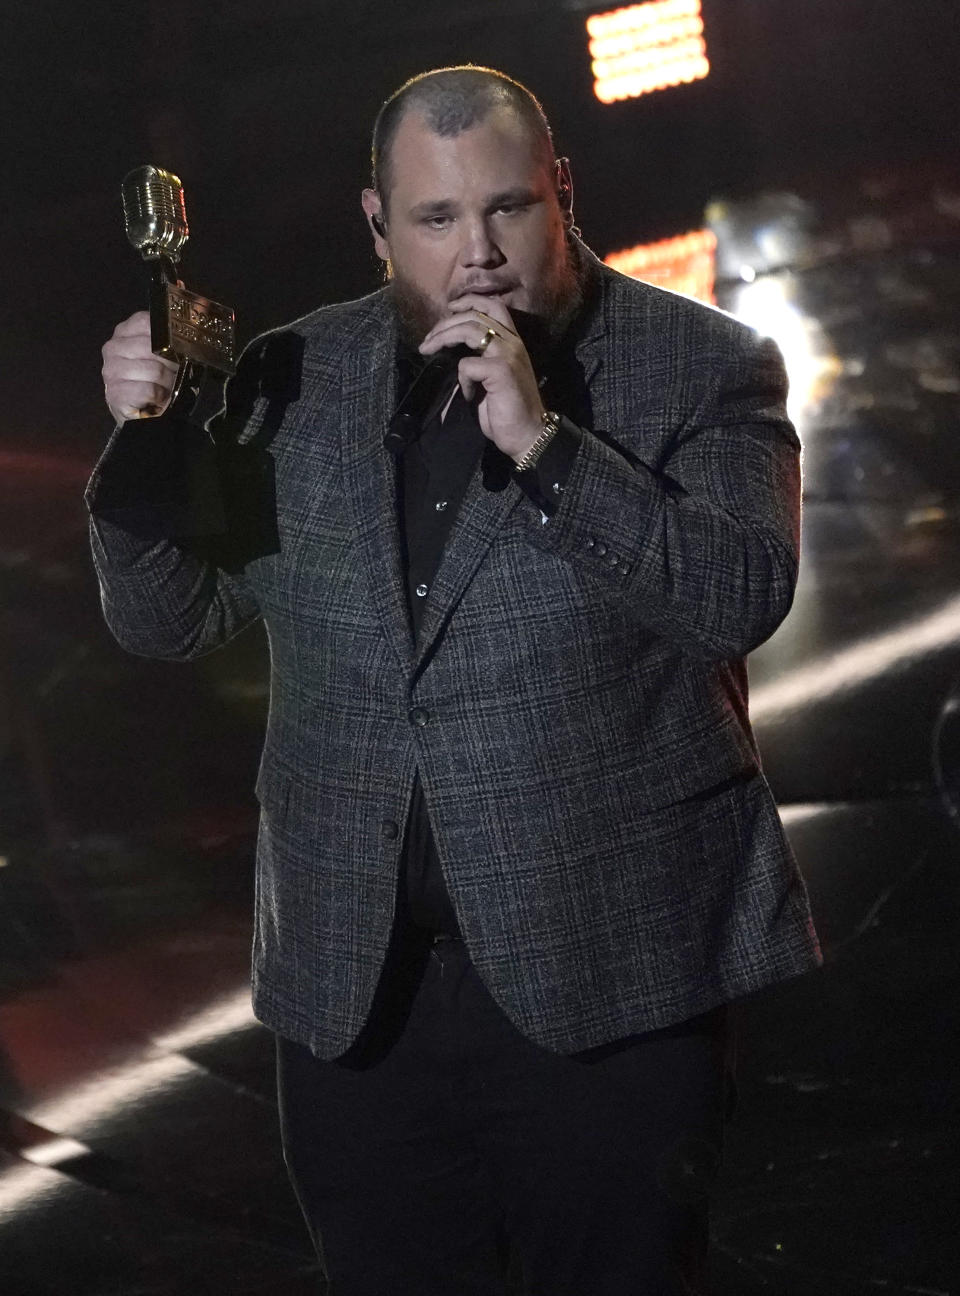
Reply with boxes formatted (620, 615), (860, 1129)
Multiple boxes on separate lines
(409, 706), (430, 727)
(585, 536), (595, 548)
(380, 818), (400, 840)
(595, 542), (608, 557)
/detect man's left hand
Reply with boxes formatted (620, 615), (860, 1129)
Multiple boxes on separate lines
(418, 294), (544, 462)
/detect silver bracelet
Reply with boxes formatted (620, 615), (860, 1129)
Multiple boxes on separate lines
(514, 410), (561, 474)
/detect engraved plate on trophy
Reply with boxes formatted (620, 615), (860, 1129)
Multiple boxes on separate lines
(151, 280), (237, 374)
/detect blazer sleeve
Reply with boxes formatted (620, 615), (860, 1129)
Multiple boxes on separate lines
(524, 330), (801, 661)
(84, 343), (274, 662)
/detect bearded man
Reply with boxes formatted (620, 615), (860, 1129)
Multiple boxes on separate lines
(90, 65), (821, 1296)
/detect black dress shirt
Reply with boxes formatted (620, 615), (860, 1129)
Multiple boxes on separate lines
(396, 352), (582, 935)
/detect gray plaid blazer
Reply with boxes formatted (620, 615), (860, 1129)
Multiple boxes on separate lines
(88, 243), (821, 1059)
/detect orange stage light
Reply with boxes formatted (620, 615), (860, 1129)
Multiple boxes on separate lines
(604, 229), (717, 303)
(587, 0), (710, 102)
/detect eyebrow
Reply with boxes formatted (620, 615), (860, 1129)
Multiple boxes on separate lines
(486, 186), (540, 208)
(409, 199), (455, 218)
(408, 187), (541, 219)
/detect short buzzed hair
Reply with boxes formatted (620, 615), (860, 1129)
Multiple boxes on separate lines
(371, 66), (555, 214)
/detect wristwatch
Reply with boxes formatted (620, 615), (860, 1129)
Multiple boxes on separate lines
(513, 410), (561, 474)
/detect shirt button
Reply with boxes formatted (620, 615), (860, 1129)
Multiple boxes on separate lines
(435, 500), (448, 512)
(380, 819), (399, 841)
(409, 706), (430, 727)
(595, 542), (608, 557)
(415, 583), (428, 598)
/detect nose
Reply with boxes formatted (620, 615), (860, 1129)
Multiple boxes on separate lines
(459, 216), (505, 268)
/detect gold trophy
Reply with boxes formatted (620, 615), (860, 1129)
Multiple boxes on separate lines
(94, 166), (243, 537)
(121, 165), (236, 415)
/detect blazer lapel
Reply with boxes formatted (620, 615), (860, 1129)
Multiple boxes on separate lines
(413, 449), (523, 673)
(340, 310), (416, 677)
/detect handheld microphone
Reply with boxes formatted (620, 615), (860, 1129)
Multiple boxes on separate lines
(383, 344), (472, 456)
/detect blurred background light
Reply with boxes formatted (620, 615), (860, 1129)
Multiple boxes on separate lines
(730, 273), (842, 429)
(604, 228), (716, 301)
(587, 0), (709, 102)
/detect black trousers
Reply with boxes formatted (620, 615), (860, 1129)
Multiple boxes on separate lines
(276, 919), (736, 1296)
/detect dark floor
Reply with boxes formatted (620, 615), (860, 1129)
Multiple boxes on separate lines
(2, 169), (959, 1295)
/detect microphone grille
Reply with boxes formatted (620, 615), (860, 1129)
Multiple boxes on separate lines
(121, 165), (189, 261)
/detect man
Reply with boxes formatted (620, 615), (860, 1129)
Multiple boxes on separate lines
(91, 66), (821, 1295)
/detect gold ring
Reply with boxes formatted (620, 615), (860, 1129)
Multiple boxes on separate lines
(476, 326), (500, 354)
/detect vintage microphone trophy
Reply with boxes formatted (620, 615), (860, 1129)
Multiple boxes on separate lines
(121, 164), (236, 420)
(94, 166), (241, 538)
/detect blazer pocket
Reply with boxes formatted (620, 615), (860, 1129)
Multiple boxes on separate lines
(623, 713), (759, 811)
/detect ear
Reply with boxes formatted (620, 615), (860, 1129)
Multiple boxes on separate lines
(361, 188), (390, 261)
(555, 157), (574, 225)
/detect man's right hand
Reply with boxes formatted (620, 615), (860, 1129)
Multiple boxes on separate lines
(102, 311), (180, 424)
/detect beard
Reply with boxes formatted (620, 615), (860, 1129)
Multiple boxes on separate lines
(389, 234), (586, 359)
